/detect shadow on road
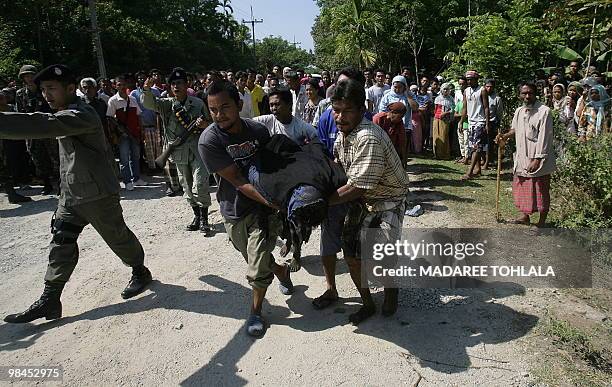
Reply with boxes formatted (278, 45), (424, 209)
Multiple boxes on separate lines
(0, 275), (537, 384)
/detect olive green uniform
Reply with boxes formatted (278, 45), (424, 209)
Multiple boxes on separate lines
(15, 86), (60, 179)
(141, 91), (211, 208)
(0, 97), (144, 285)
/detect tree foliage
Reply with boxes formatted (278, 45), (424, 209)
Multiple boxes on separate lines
(0, 0), (259, 80)
(312, 0), (609, 79)
(254, 36), (313, 72)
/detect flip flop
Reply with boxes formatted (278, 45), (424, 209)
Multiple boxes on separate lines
(312, 290), (339, 310)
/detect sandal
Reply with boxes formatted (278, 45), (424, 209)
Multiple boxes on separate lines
(348, 304), (376, 325)
(312, 289), (339, 310)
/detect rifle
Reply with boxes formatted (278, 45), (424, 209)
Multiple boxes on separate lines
(107, 116), (131, 139)
(155, 115), (204, 168)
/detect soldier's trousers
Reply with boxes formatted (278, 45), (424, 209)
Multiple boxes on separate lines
(45, 195), (144, 285)
(29, 138), (60, 179)
(175, 151), (211, 208)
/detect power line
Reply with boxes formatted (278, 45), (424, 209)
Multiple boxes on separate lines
(241, 6), (263, 62)
(290, 35), (302, 48)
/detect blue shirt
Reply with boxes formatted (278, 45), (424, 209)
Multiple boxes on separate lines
(131, 87), (160, 127)
(317, 107), (373, 157)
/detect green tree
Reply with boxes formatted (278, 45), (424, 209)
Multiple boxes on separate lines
(0, 0), (253, 80)
(254, 36), (313, 72)
(444, 0), (562, 109)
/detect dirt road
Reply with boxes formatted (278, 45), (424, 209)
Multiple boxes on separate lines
(0, 172), (608, 386)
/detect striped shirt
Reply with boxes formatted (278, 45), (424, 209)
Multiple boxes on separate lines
(334, 118), (409, 210)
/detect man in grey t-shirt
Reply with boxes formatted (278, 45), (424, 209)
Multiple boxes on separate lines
(366, 69), (390, 114)
(198, 80), (293, 338)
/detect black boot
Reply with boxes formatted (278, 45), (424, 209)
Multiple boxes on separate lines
(186, 206), (200, 231)
(41, 178), (53, 195)
(4, 282), (63, 323)
(121, 265), (152, 299)
(199, 207), (212, 236)
(6, 184), (32, 204)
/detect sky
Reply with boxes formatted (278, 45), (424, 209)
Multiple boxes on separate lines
(227, 0), (320, 52)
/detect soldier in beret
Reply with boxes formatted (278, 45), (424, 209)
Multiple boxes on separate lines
(15, 64), (60, 195)
(0, 64), (152, 324)
(142, 67), (213, 236)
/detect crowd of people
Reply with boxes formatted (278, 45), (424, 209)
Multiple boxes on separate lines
(0, 60), (610, 337)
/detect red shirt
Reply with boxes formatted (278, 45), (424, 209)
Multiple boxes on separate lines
(373, 112), (407, 161)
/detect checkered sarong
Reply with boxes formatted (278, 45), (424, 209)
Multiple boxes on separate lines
(143, 127), (162, 169)
(512, 175), (551, 215)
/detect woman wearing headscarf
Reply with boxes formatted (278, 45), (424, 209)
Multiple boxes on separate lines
(550, 83), (570, 132)
(409, 84), (423, 154)
(578, 84), (610, 140)
(373, 102), (408, 165)
(432, 83), (455, 159)
(565, 81), (582, 134)
(378, 75), (419, 154)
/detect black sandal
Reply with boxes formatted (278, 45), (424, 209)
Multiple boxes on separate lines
(348, 305), (376, 325)
(312, 290), (339, 310)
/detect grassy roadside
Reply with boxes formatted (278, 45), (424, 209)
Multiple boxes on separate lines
(408, 154), (517, 226)
(409, 154), (612, 386)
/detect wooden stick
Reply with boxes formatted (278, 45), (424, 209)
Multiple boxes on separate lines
(495, 138), (505, 222)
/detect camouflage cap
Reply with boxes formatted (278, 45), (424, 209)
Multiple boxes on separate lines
(18, 65), (38, 78)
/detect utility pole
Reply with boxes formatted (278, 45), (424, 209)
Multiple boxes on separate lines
(242, 6), (263, 65)
(291, 35), (302, 48)
(87, 0), (107, 78)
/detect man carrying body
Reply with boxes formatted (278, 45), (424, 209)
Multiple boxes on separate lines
(142, 67), (213, 235)
(328, 79), (409, 324)
(2, 65), (152, 324)
(199, 80), (293, 337)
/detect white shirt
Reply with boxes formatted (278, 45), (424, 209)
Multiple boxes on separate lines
(366, 84), (390, 114)
(291, 85), (308, 119)
(253, 114), (318, 145)
(239, 89), (253, 118)
(106, 93), (141, 117)
(465, 86), (486, 124)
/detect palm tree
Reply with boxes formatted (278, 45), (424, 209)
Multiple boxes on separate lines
(331, 0), (382, 69)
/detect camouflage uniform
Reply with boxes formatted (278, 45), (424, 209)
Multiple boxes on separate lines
(14, 86), (60, 179)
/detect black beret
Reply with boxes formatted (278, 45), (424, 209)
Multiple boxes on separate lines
(167, 67), (187, 83)
(33, 64), (77, 86)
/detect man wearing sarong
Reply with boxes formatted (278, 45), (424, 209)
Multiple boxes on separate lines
(497, 81), (556, 227)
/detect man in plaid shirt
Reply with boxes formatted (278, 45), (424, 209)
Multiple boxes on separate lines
(328, 79), (409, 325)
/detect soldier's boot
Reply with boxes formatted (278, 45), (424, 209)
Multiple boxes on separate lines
(199, 207), (212, 237)
(186, 206), (200, 231)
(121, 265), (152, 299)
(41, 177), (53, 195)
(6, 184), (32, 204)
(4, 282), (63, 323)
